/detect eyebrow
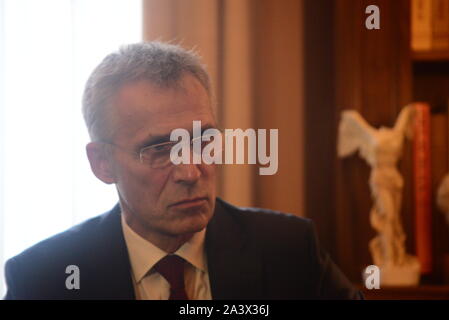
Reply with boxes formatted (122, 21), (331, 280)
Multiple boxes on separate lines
(137, 123), (218, 150)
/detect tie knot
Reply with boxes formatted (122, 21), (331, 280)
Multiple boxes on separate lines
(153, 254), (186, 291)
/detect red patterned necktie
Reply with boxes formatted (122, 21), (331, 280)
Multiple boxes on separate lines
(153, 254), (189, 300)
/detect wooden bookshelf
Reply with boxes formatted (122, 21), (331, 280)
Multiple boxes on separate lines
(312, 0), (449, 292)
(411, 46), (449, 287)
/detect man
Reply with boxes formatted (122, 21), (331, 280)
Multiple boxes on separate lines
(4, 42), (362, 300)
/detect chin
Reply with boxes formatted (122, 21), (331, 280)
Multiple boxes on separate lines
(173, 211), (210, 235)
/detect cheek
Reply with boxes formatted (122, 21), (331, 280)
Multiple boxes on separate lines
(201, 165), (217, 210)
(115, 159), (169, 203)
(202, 164), (216, 183)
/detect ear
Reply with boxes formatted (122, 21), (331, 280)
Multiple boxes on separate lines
(86, 142), (116, 184)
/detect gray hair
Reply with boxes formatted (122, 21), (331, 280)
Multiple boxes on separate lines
(82, 41), (212, 141)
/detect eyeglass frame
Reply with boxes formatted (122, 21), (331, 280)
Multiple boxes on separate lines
(98, 128), (222, 169)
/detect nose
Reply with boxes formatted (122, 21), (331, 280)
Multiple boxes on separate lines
(171, 162), (202, 185)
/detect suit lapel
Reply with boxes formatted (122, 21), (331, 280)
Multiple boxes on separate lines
(84, 204), (136, 299)
(206, 199), (263, 299)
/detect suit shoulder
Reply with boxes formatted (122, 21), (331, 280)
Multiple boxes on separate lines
(4, 204), (134, 299)
(7, 206), (118, 270)
(216, 198), (313, 246)
(218, 198), (312, 228)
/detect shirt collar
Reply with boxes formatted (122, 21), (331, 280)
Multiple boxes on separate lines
(121, 212), (207, 283)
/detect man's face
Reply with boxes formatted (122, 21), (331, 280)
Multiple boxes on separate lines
(108, 74), (217, 237)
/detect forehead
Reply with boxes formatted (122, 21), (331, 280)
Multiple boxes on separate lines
(111, 74), (215, 144)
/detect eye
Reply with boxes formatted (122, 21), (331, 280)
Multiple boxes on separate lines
(152, 143), (172, 152)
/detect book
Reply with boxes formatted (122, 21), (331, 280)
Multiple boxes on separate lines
(413, 102), (433, 274)
(432, 0), (449, 50)
(412, 0), (433, 51)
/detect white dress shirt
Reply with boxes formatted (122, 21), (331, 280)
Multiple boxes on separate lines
(120, 213), (212, 300)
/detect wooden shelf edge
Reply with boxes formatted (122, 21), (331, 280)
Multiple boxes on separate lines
(412, 50), (449, 62)
(358, 284), (449, 300)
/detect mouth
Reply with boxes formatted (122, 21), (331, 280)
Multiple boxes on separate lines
(169, 197), (209, 209)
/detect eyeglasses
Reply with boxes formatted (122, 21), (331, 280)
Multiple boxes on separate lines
(102, 130), (222, 169)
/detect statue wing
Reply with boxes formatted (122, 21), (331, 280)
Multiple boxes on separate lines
(393, 104), (416, 140)
(337, 110), (376, 163)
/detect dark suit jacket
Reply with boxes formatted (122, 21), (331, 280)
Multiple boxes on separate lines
(4, 198), (362, 299)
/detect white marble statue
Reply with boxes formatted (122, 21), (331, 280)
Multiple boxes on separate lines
(338, 106), (420, 286)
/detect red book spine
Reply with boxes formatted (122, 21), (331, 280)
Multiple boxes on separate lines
(413, 102), (432, 274)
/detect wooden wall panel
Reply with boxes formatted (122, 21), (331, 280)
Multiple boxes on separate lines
(252, 0), (304, 216)
(303, 0), (337, 257)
